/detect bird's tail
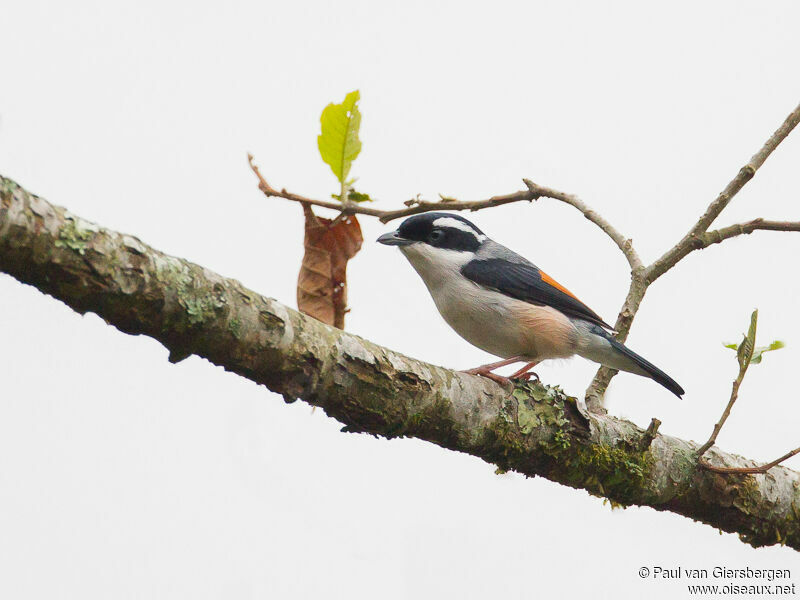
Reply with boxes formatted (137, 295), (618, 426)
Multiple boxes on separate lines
(574, 323), (684, 398)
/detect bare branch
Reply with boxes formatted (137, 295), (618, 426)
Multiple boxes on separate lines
(692, 102), (800, 235)
(696, 371), (748, 458)
(378, 188), (540, 223)
(248, 153), (542, 221)
(640, 218), (800, 282)
(522, 179), (643, 271)
(696, 311), (796, 476)
(700, 446), (800, 475)
(589, 101), (800, 406)
(248, 154), (388, 218)
(648, 101), (800, 282)
(584, 271), (649, 410)
(638, 417), (662, 451)
(697, 309), (757, 459)
(248, 156), (642, 270)
(4, 174), (800, 550)
(699, 218), (800, 249)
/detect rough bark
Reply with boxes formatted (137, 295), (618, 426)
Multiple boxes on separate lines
(1, 175), (799, 551)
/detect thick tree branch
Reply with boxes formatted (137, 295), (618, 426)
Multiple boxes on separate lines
(2, 175), (800, 550)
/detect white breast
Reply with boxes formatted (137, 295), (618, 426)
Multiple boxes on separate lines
(399, 244), (579, 360)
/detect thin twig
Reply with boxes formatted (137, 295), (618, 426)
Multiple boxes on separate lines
(584, 271), (649, 412)
(692, 102), (800, 235)
(699, 446), (800, 474)
(378, 189), (539, 223)
(587, 100), (800, 407)
(249, 153), (540, 220)
(248, 154), (388, 218)
(695, 373), (747, 457)
(522, 179), (643, 271)
(248, 155), (643, 269)
(638, 417), (661, 451)
(696, 308), (798, 475)
(645, 218), (800, 275)
(696, 310), (758, 457)
(648, 101), (800, 283)
(699, 219), (800, 249)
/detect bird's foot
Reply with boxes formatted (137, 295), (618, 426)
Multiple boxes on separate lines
(461, 367), (512, 387)
(509, 361), (540, 382)
(461, 356), (527, 387)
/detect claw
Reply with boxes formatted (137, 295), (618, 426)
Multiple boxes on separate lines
(509, 361), (540, 381)
(515, 371), (540, 382)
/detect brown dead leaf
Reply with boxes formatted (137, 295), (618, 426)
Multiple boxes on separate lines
(297, 203), (363, 329)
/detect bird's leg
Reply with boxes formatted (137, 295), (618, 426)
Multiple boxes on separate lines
(509, 361), (540, 382)
(461, 356), (525, 386)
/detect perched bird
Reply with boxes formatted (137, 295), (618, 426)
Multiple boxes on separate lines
(377, 212), (683, 397)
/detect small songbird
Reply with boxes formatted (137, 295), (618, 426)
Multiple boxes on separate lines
(377, 212), (684, 397)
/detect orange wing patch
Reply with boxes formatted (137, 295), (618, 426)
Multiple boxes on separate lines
(539, 270), (580, 301)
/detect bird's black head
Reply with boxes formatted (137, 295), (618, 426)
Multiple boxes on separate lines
(377, 212), (487, 252)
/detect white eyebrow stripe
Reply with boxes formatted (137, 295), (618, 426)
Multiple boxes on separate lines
(431, 217), (487, 241)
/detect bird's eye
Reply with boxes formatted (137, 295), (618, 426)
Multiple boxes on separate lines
(428, 230), (444, 243)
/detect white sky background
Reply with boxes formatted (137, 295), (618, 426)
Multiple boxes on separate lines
(2, 1), (800, 598)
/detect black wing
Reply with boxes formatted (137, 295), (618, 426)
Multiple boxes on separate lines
(461, 258), (613, 330)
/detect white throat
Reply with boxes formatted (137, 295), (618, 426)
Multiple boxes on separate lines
(399, 243), (473, 294)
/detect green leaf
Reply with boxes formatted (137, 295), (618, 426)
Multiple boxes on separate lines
(736, 335), (749, 371)
(746, 310), (758, 348)
(750, 340), (785, 365)
(731, 309), (758, 372)
(317, 90), (362, 186)
(329, 189), (374, 203)
(347, 189), (373, 203)
(739, 310), (758, 370)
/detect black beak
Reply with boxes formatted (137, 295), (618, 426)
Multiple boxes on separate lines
(377, 231), (413, 246)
